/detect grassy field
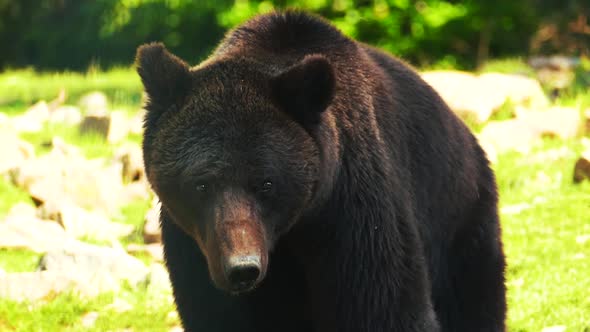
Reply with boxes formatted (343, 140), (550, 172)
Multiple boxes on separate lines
(0, 67), (589, 331)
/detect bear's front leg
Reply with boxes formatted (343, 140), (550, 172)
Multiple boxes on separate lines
(297, 216), (440, 332)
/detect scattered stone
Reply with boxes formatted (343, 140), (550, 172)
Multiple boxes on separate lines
(47, 136), (81, 157)
(584, 108), (590, 135)
(479, 119), (539, 154)
(78, 91), (108, 115)
(573, 150), (590, 183)
(11, 148), (125, 214)
(477, 138), (498, 164)
(530, 55), (580, 90)
(572, 253), (586, 260)
(144, 198), (161, 244)
(81, 311), (99, 328)
(38, 244), (150, 290)
(0, 271), (81, 301)
(127, 243), (164, 262)
(422, 71), (548, 123)
(0, 112), (9, 127)
(37, 201), (134, 241)
(106, 298), (134, 313)
(0, 208), (83, 253)
(120, 181), (152, 204)
(500, 203), (531, 215)
(478, 73), (548, 109)
(0, 130), (35, 174)
(422, 71), (499, 123)
(147, 263), (172, 293)
(115, 144), (145, 182)
(107, 111), (130, 143)
(527, 147), (574, 164)
(576, 235), (590, 244)
(516, 106), (581, 139)
(541, 326), (566, 332)
(129, 109), (146, 135)
(529, 56), (580, 71)
(25, 100), (51, 121)
(6, 202), (37, 218)
(48, 105), (82, 125)
(8, 101), (51, 133)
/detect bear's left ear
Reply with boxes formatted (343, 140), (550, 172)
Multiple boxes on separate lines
(135, 42), (192, 108)
(271, 54), (336, 126)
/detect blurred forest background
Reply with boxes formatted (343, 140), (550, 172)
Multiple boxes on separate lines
(1, 0), (589, 70)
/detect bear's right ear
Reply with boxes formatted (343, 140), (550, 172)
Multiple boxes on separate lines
(135, 42), (192, 108)
(271, 55), (336, 126)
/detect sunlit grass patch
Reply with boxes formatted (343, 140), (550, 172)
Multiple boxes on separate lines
(0, 68), (141, 109)
(0, 286), (179, 332)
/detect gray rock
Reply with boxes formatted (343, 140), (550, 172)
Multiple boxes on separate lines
(479, 119), (540, 154)
(0, 271), (81, 301)
(8, 101), (50, 133)
(114, 144), (145, 183)
(422, 71), (548, 123)
(0, 130), (35, 174)
(127, 243), (164, 262)
(0, 205), (83, 253)
(81, 311), (100, 328)
(129, 109), (146, 135)
(11, 147), (125, 214)
(144, 198), (161, 244)
(78, 91), (108, 115)
(49, 105), (82, 125)
(38, 244), (150, 289)
(147, 263), (172, 293)
(37, 201), (133, 241)
(120, 181), (152, 204)
(516, 106), (581, 139)
(584, 109), (590, 135)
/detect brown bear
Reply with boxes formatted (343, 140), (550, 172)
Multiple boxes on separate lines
(136, 10), (506, 332)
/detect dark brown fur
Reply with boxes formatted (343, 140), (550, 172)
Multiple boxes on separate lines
(137, 10), (506, 332)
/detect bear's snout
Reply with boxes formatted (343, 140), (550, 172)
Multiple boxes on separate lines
(224, 255), (262, 292)
(207, 215), (268, 294)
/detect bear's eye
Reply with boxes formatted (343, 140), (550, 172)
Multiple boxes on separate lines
(196, 183), (208, 193)
(260, 180), (273, 193)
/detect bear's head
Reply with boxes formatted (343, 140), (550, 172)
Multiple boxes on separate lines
(136, 43), (336, 294)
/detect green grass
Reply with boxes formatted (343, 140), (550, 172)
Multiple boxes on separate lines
(0, 249), (41, 273)
(0, 287), (179, 331)
(19, 123), (116, 160)
(479, 58), (537, 77)
(0, 68), (142, 111)
(1, 65), (589, 331)
(0, 178), (34, 219)
(118, 198), (153, 246)
(495, 139), (590, 331)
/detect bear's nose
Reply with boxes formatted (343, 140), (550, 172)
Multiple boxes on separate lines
(225, 255), (261, 292)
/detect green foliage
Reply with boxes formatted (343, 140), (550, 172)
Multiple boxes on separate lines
(1, 0), (588, 70)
